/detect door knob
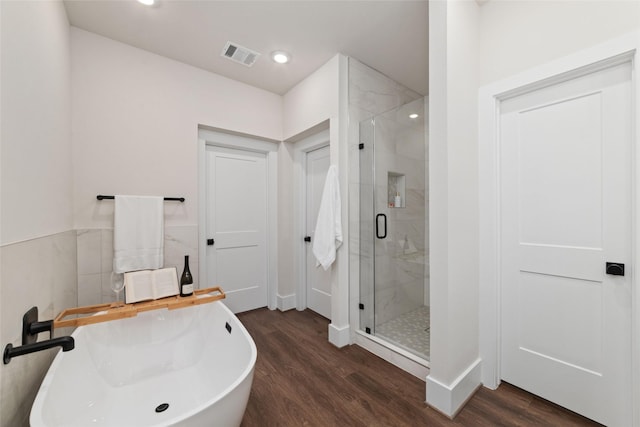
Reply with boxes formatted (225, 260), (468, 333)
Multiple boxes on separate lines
(606, 262), (624, 276)
(304, 236), (311, 242)
(207, 238), (215, 246)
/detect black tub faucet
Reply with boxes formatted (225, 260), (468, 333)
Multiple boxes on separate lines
(3, 336), (74, 364)
(2, 306), (75, 365)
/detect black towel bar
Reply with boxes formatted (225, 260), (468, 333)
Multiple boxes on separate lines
(96, 195), (185, 202)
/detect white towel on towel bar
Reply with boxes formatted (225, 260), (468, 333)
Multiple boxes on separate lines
(313, 165), (343, 270)
(113, 195), (164, 273)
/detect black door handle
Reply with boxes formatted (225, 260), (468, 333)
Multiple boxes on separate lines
(606, 262), (624, 276)
(207, 238), (215, 246)
(304, 236), (311, 242)
(376, 214), (387, 239)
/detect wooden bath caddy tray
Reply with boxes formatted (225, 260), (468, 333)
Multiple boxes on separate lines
(53, 287), (225, 329)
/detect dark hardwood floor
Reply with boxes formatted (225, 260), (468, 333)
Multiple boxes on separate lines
(238, 308), (601, 427)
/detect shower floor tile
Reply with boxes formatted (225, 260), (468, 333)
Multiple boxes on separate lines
(376, 305), (430, 361)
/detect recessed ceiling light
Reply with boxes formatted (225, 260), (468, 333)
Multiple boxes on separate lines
(271, 51), (290, 64)
(409, 113), (419, 119)
(137, 0), (154, 5)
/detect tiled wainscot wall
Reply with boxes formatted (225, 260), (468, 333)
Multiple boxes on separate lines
(0, 231), (78, 426)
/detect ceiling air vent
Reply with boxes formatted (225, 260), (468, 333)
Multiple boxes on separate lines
(221, 41), (260, 67)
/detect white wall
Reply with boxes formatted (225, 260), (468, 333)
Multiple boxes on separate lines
(275, 140), (296, 300)
(282, 54), (351, 346)
(71, 27), (283, 230)
(478, 0), (640, 86)
(283, 55), (340, 141)
(0, 2), (77, 426)
(281, 56), (341, 300)
(426, 0), (481, 416)
(70, 28), (284, 306)
(1, 0), (72, 245)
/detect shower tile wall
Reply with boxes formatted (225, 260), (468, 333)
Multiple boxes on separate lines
(77, 226), (199, 306)
(347, 57), (426, 333)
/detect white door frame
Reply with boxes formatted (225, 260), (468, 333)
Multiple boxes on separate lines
(293, 129), (330, 311)
(479, 32), (640, 426)
(198, 128), (279, 310)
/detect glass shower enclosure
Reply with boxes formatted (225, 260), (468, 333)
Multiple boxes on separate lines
(359, 97), (429, 361)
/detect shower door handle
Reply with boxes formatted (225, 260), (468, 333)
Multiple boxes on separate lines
(376, 214), (387, 239)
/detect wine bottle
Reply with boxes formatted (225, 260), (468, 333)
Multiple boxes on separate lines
(180, 255), (194, 297)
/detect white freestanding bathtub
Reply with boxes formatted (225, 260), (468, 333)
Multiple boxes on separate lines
(30, 301), (256, 427)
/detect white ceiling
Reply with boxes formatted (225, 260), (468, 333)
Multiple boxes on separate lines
(63, 0), (429, 96)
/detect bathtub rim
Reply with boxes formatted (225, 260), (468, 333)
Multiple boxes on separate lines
(29, 300), (258, 427)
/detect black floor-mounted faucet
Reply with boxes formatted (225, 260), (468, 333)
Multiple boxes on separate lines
(2, 306), (75, 364)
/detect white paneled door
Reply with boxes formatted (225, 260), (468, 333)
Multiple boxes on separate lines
(500, 61), (632, 426)
(305, 145), (331, 319)
(206, 146), (267, 313)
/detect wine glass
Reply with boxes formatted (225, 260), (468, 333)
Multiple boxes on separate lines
(110, 271), (125, 307)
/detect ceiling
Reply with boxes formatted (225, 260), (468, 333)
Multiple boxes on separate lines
(63, 0), (429, 96)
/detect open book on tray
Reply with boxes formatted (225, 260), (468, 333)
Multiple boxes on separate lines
(124, 267), (180, 304)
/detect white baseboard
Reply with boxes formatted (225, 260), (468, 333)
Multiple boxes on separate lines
(426, 358), (482, 418)
(328, 323), (350, 348)
(276, 293), (297, 312)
